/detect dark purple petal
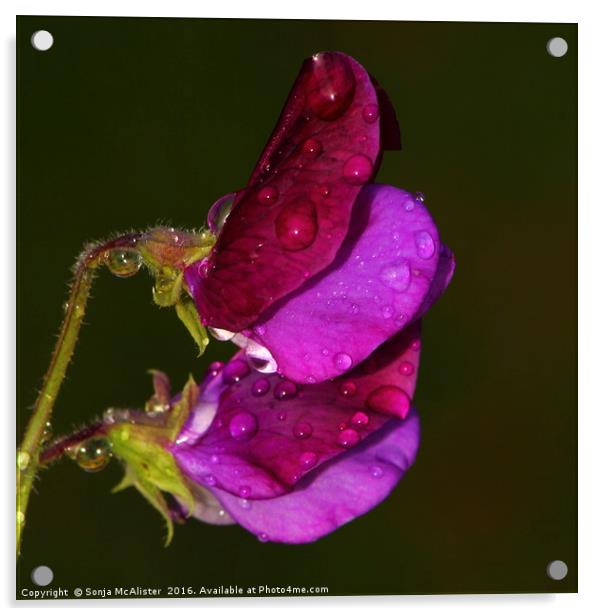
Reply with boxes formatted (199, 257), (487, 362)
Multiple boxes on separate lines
(206, 411), (420, 543)
(250, 184), (443, 383)
(171, 323), (421, 499)
(186, 52), (400, 332)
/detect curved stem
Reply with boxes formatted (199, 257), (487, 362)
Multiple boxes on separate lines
(16, 234), (139, 555)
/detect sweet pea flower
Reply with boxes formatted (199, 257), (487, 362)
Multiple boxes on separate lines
(183, 51), (455, 383)
(96, 320), (422, 544)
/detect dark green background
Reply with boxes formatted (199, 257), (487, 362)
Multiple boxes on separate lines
(17, 17), (577, 597)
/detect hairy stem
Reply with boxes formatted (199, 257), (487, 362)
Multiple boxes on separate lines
(16, 234), (139, 555)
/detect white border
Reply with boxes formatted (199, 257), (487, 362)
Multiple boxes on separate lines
(3, 1), (600, 614)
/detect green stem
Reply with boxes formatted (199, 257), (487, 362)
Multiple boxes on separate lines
(16, 235), (139, 555)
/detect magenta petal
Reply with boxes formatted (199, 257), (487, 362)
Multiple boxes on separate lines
(252, 184), (443, 383)
(187, 52), (400, 332)
(171, 323), (421, 499)
(209, 412), (420, 543)
(417, 243), (456, 317)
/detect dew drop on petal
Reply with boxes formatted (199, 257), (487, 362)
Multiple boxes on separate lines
(399, 361), (415, 376)
(362, 104), (379, 124)
(258, 185), (279, 205)
(305, 52), (356, 121)
(338, 380), (357, 397)
(277, 411), (287, 422)
(301, 138), (323, 157)
(207, 193), (235, 232)
(240, 499), (251, 510)
(228, 411), (258, 441)
(239, 485), (251, 498)
(334, 352), (353, 372)
(411, 339), (421, 351)
(350, 411), (370, 427)
(275, 201), (318, 251)
(258, 532), (269, 543)
(208, 361), (224, 377)
(222, 359), (251, 384)
(349, 303), (360, 315)
(366, 385), (411, 419)
(414, 230), (436, 259)
(342, 154), (373, 185)
(293, 421), (313, 440)
(197, 258), (211, 278)
(379, 260), (411, 292)
(252, 378), (270, 397)
(300, 451), (318, 470)
(204, 474), (217, 486)
(381, 305), (394, 319)
(337, 428), (360, 448)
(273, 380), (298, 400)
(415, 191), (425, 203)
(105, 249), (142, 278)
(370, 465), (384, 479)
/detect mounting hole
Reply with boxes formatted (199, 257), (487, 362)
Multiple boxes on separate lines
(546, 37), (568, 58)
(31, 565), (54, 586)
(31, 30), (54, 51)
(547, 560), (568, 580)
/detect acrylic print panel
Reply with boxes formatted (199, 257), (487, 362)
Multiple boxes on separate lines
(16, 16), (577, 599)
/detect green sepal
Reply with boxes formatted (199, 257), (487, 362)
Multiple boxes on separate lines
(175, 296), (209, 357)
(107, 419), (196, 546)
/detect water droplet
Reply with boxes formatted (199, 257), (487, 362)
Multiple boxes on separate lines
(399, 361), (415, 376)
(254, 324), (266, 336)
(275, 201), (318, 251)
(300, 137), (322, 159)
(273, 380), (298, 400)
(306, 52), (356, 120)
(411, 339), (421, 351)
(228, 411), (258, 441)
(75, 438), (112, 473)
(222, 359), (251, 384)
(362, 104), (379, 124)
(338, 381), (357, 397)
(337, 428), (360, 448)
(104, 248), (142, 278)
(197, 258), (211, 278)
(209, 327), (235, 341)
(277, 411), (287, 421)
(252, 377), (270, 396)
(210, 454), (220, 464)
(415, 191), (425, 203)
(258, 532), (269, 542)
(208, 361), (224, 377)
(258, 185), (279, 205)
(240, 499), (251, 510)
(350, 411), (370, 427)
(380, 260), (411, 292)
(334, 352), (353, 372)
(207, 193), (235, 233)
(321, 348), (330, 356)
(319, 185), (330, 197)
(293, 421), (313, 440)
(381, 305), (394, 319)
(366, 385), (411, 419)
(17, 451), (30, 471)
(239, 485), (251, 498)
(342, 154), (373, 185)
(300, 451), (318, 470)
(245, 341), (278, 374)
(370, 465), (384, 479)
(349, 303), (360, 315)
(204, 474), (217, 486)
(414, 230), (435, 259)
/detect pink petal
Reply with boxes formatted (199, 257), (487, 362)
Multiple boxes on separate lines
(186, 52), (400, 332)
(208, 411), (420, 543)
(171, 322), (421, 499)
(251, 184), (443, 383)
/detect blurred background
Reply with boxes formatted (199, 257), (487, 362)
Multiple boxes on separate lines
(17, 17), (576, 595)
